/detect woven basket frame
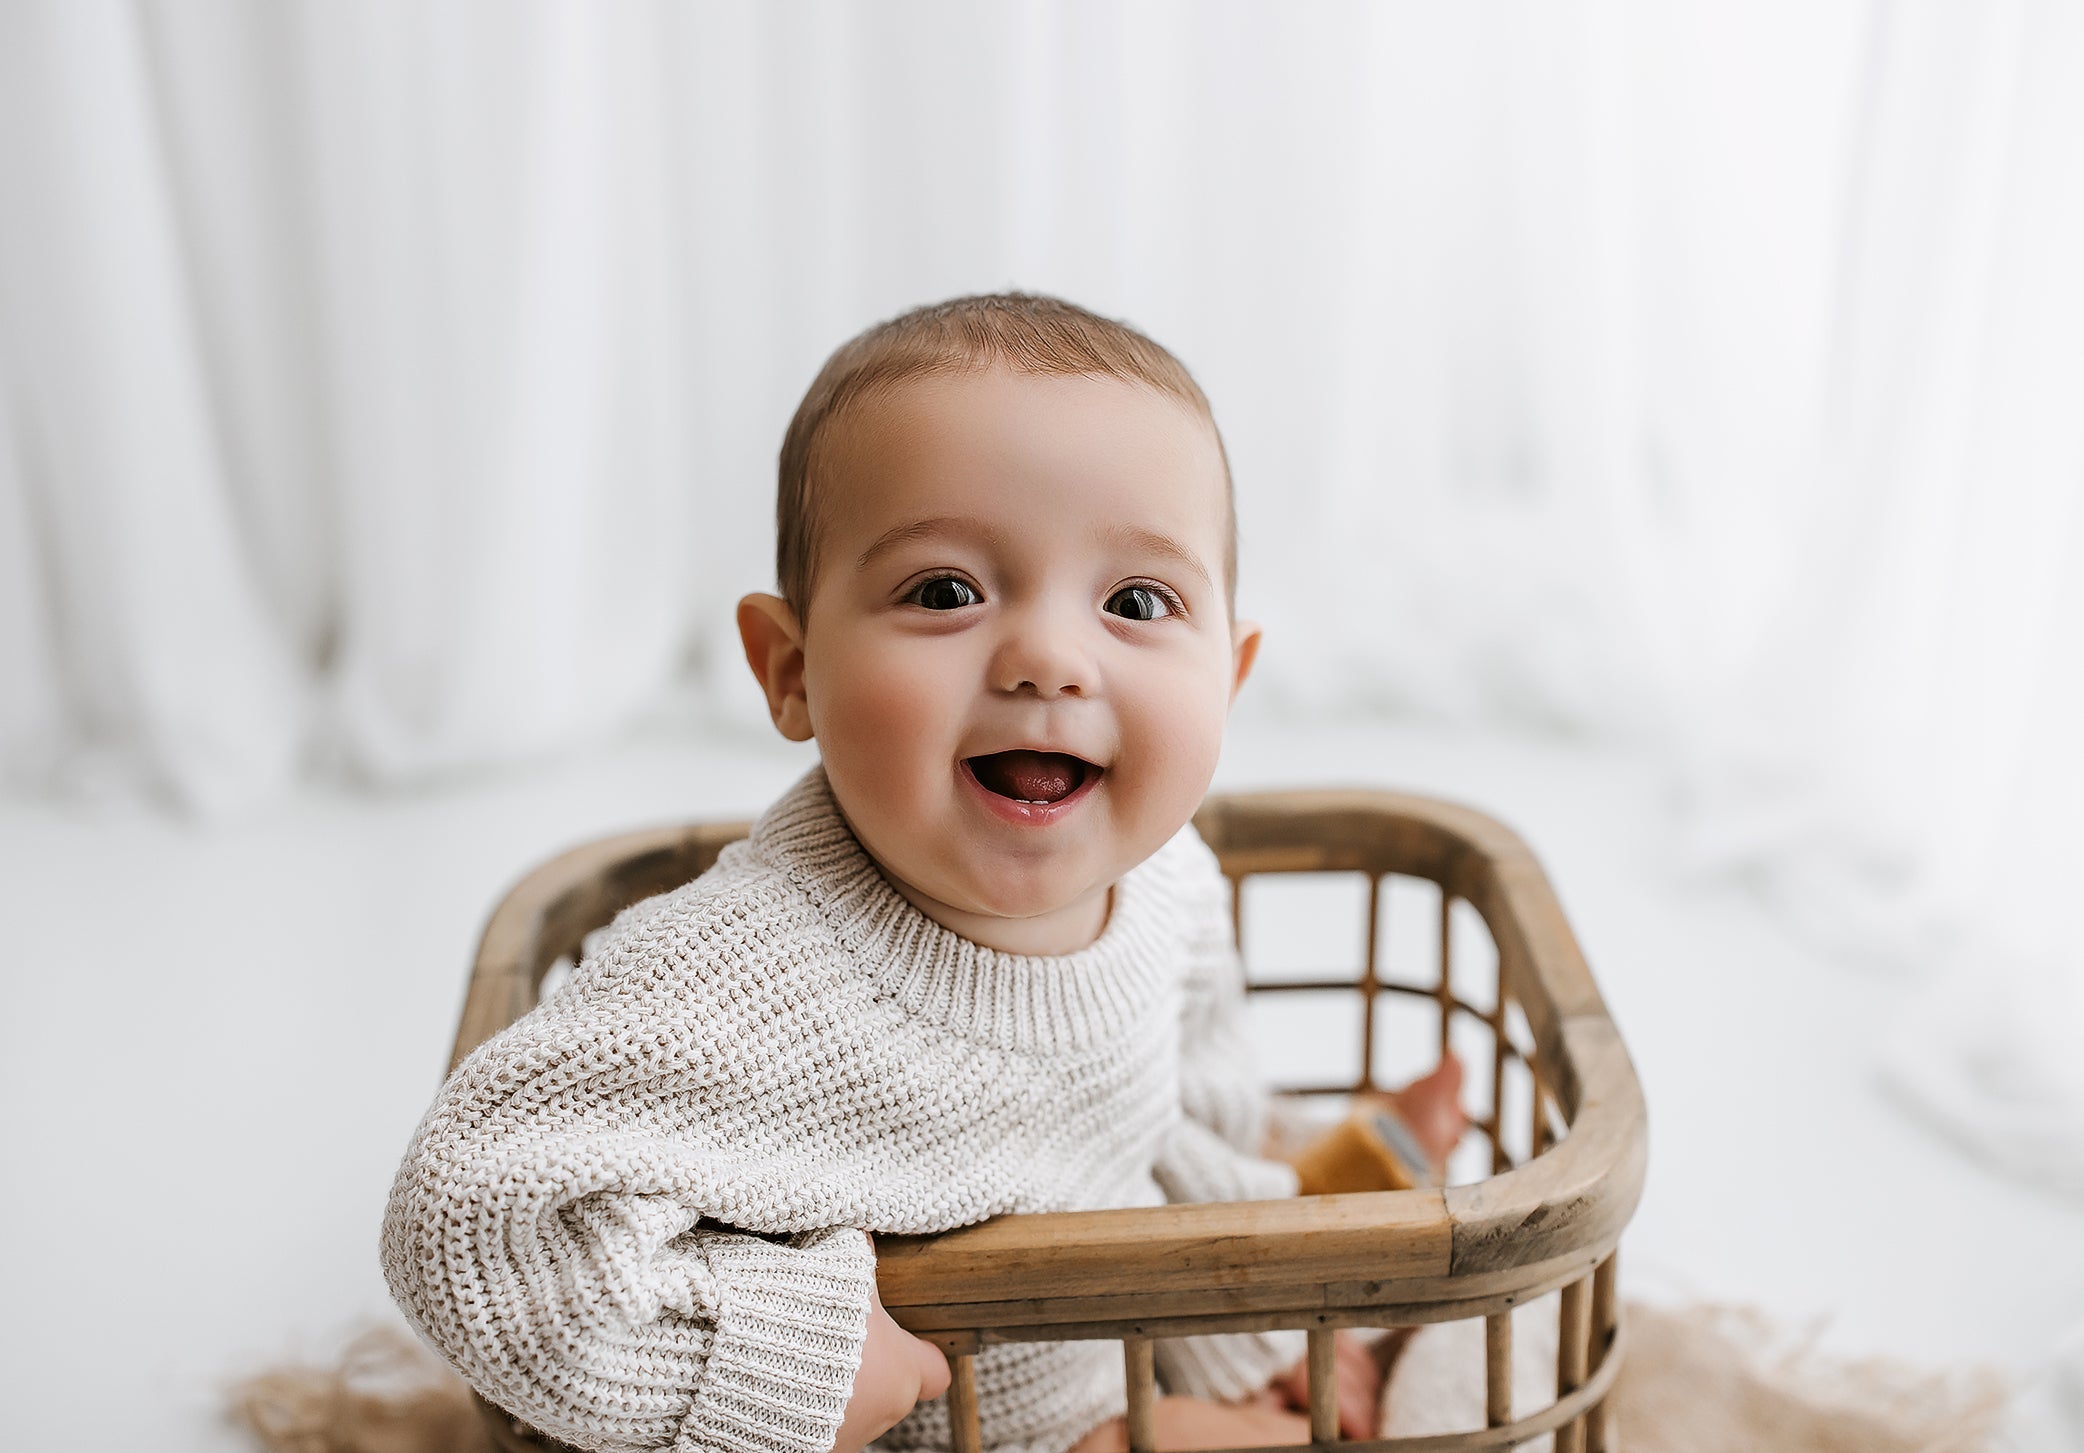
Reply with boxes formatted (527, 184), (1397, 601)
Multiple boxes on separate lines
(448, 788), (1647, 1453)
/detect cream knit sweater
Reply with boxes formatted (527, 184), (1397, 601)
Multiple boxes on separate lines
(382, 767), (1302, 1453)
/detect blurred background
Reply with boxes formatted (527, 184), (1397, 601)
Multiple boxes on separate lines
(2, 2), (2081, 1448)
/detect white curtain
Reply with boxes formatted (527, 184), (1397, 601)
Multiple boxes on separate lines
(1690, 4), (2084, 1202)
(2, 3), (2080, 1196)
(0, 2), (705, 805)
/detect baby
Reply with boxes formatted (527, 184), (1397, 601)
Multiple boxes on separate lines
(382, 293), (1465, 1453)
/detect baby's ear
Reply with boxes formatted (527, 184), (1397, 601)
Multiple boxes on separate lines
(1229, 620), (1263, 703)
(736, 593), (814, 741)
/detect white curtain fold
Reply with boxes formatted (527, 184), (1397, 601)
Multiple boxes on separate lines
(294, 3), (700, 783)
(0, 0), (305, 811)
(1824, 2), (2084, 1199)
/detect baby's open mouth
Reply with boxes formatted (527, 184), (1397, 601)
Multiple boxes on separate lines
(965, 750), (1098, 805)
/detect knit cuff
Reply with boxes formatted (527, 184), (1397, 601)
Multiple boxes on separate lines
(1151, 1118), (1301, 1206)
(676, 1226), (877, 1453)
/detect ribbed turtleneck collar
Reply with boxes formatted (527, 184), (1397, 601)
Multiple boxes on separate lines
(747, 766), (1183, 1055)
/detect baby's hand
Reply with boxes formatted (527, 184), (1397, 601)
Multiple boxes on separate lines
(831, 1284), (951, 1453)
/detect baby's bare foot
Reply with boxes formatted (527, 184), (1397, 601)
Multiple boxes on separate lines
(1267, 1328), (1414, 1439)
(1369, 1053), (1468, 1174)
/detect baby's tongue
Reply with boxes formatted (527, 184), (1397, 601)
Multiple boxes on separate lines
(971, 750), (1087, 804)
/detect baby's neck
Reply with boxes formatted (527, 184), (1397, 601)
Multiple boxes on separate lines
(878, 871), (1114, 956)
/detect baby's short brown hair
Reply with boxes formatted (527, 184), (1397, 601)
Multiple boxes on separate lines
(777, 292), (1235, 620)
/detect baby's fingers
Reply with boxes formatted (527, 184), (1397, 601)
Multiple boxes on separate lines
(911, 1331), (951, 1403)
(835, 1289), (948, 1453)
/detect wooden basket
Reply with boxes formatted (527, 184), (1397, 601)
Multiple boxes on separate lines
(449, 789), (1646, 1453)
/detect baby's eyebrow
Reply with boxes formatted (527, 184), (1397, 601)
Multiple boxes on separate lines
(1107, 525), (1214, 592)
(854, 516), (1008, 572)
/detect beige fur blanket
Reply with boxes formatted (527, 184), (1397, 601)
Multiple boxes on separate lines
(232, 1300), (2006, 1453)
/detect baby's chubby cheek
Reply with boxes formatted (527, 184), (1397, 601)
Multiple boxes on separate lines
(804, 648), (938, 751)
(799, 653), (966, 848)
(1114, 699), (1228, 821)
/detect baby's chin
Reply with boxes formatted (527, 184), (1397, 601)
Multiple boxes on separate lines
(883, 861), (1116, 955)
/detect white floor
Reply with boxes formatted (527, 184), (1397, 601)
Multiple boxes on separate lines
(3, 712), (2079, 1450)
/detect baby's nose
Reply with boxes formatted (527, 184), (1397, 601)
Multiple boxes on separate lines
(990, 617), (1096, 699)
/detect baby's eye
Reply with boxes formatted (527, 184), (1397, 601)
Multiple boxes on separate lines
(907, 576), (980, 611)
(1105, 585), (1175, 622)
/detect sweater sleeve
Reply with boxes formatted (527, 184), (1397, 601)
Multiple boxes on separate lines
(379, 952), (876, 1453)
(1148, 831), (1308, 1402)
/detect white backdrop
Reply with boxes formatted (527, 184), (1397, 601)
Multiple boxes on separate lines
(2, 2), (2081, 1195)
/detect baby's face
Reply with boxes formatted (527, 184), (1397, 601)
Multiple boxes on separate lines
(741, 366), (1257, 955)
